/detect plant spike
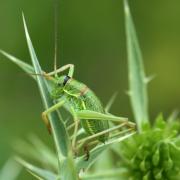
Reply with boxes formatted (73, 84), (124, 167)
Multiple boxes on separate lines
(0, 50), (35, 78)
(0, 1), (138, 178)
(22, 13), (74, 170)
(0, 159), (21, 180)
(124, 0), (149, 131)
(16, 157), (57, 180)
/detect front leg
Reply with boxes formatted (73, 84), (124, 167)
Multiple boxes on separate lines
(42, 100), (66, 133)
(42, 100), (81, 158)
(46, 64), (74, 78)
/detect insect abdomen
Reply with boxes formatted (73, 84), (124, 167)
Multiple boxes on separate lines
(81, 90), (109, 143)
(65, 79), (109, 143)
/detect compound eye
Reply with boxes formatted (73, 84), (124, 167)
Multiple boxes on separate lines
(63, 75), (71, 86)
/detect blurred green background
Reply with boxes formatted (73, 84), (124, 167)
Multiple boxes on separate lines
(0, 0), (180, 179)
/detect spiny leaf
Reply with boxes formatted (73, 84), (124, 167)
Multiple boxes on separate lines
(144, 74), (156, 84)
(0, 159), (22, 180)
(28, 135), (58, 170)
(22, 13), (70, 165)
(105, 92), (118, 112)
(22, 14), (78, 180)
(167, 109), (179, 122)
(13, 135), (58, 171)
(16, 158), (57, 180)
(76, 132), (135, 171)
(0, 50), (35, 79)
(124, 0), (149, 131)
(60, 153), (78, 180)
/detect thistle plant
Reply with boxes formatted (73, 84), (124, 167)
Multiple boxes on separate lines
(0, 16), (134, 178)
(0, 159), (21, 180)
(113, 1), (180, 180)
(115, 116), (180, 180)
(0, 1), (135, 179)
(1, 0), (180, 179)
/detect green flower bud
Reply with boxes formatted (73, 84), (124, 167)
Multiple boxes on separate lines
(163, 158), (173, 171)
(117, 119), (180, 180)
(152, 147), (160, 166)
(153, 169), (162, 179)
(142, 172), (150, 180)
(140, 159), (146, 172)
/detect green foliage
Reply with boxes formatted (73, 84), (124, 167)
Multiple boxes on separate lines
(22, 14), (71, 160)
(0, 159), (21, 180)
(124, 0), (149, 131)
(16, 158), (57, 180)
(1, 0), (180, 179)
(111, 1), (180, 180)
(12, 132), (135, 179)
(116, 116), (180, 180)
(22, 14), (79, 180)
(14, 135), (58, 171)
(1, 12), (134, 180)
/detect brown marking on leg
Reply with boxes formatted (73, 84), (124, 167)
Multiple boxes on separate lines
(43, 72), (54, 80)
(80, 86), (89, 96)
(84, 145), (90, 161)
(42, 112), (52, 134)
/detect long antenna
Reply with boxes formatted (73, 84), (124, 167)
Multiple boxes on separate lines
(54, 0), (58, 77)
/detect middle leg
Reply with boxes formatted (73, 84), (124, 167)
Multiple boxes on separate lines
(41, 100), (66, 133)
